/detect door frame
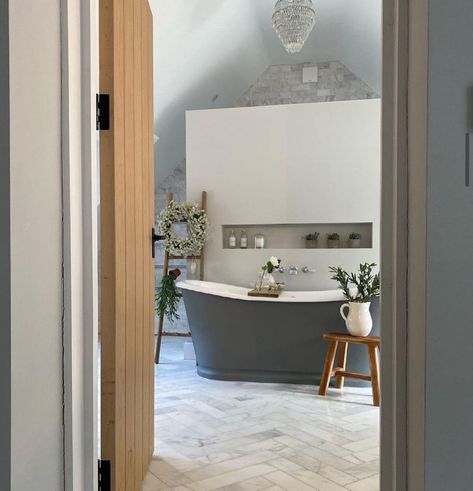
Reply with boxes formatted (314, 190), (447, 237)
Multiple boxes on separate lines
(61, 0), (99, 490)
(61, 0), (428, 489)
(380, 0), (427, 489)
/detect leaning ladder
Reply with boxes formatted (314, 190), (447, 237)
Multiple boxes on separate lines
(154, 190), (207, 364)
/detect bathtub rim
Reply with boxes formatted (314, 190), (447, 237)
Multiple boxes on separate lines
(177, 279), (347, 303)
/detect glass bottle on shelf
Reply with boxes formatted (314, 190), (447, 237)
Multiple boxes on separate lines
(189, 257), (198, 277)
(228, 230), (237, 249)
(240, 230), (248, 249)
(254, 233), (265, 249)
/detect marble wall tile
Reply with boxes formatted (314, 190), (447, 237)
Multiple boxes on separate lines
(236, 61), (377, 107)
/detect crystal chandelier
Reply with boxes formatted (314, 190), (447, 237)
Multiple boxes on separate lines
(272, 0), (316, 54)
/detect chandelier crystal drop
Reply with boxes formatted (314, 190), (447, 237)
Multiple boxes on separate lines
(272, 0), (316, 54)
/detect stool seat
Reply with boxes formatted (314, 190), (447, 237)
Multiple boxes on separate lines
(323, 332), (380, 346)
(318, 332), (381, 406)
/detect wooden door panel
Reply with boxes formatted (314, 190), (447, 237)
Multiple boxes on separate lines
(143, 1), (155, 470)
(100, 1), (154, 490)
(132, 0), (144, 485)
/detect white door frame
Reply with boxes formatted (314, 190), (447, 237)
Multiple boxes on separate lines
(60, 1), (428, 490)
(61, 0), (99, 490)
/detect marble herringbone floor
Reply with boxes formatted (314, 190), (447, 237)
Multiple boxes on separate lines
(142, 337), (379, 491)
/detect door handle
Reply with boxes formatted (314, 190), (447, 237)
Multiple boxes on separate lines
(152, 228), (165, 259)
(466, 133), (472, 187)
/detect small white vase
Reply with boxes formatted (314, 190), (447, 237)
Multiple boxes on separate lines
(340, 302), (373, 337)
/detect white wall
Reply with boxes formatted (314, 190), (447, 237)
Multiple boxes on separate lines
(187, 99), (380, 291)
(151, 0), (271, 184)
(9, 1), (64, 489)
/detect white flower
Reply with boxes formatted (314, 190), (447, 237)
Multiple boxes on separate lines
(270, 256), (280, 267)
(157, 201), (209, 255)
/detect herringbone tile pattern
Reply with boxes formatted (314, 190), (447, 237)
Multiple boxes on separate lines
(142, 337), (379, 491)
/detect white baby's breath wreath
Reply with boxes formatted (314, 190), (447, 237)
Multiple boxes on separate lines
(157, 201), (209, 256)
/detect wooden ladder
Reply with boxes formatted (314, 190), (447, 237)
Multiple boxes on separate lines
(154, 190), (207, 364)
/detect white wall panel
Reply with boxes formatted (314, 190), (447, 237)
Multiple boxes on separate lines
(187, 99), (380, 290)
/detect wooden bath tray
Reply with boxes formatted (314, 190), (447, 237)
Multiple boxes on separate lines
(248, 287), (282, 298)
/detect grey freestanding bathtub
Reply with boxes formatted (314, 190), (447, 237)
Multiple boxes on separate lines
(178, 280), (380, 386)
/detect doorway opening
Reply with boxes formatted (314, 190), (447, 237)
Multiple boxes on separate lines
(57, 0), (422, 486)
(91, 0), (418, 489)
(148, 1), (382, 490)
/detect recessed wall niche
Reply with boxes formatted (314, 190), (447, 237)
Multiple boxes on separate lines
(222, 223), (373, 250)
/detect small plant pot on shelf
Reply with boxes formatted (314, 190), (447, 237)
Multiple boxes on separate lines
(348, 233), (362, 248)
(305, 239), (318, 249)
(348, 239), (361, 248)
(304, 233), (320, 249)
(327, 234), (340, 249)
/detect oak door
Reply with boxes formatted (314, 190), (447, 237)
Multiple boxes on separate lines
(99, 1), (155, 490)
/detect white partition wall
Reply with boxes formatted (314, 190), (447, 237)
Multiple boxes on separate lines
(186, 100), (381, 290)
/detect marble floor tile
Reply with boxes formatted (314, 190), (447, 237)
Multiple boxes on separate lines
(216, 476), (276, 491)
(265, 470), (323, 491)
(187, 464), (276, 491)
(140, 337), (380, 491)
(345, 474), (380, 491)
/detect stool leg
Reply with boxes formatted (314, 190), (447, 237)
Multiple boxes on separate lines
(335, 342), (348, 389)
(319, 341), (338, 396)
(368, 345), (381, 407)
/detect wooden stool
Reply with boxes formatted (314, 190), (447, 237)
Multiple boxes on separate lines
(318, 332), (381, 406)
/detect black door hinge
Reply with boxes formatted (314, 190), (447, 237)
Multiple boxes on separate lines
(98, 459), (111, 491)
(96, 94), (110, 130)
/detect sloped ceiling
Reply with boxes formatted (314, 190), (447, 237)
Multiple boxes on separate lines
(150, 0), (381, 183)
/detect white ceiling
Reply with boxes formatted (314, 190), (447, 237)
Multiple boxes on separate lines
(150, 0), (381, 183)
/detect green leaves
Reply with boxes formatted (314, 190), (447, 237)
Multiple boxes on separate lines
(329, 266), (351, 300)
(156, 273), (181, 322)
(305, 232), (320, 241)
(329, 263), (380, 302)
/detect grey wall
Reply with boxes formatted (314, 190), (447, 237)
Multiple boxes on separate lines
(426, 1), (473, 489)
(0, 1), (11, 489)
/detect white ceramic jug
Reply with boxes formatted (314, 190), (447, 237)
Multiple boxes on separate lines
(340, 302), (373, 337)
